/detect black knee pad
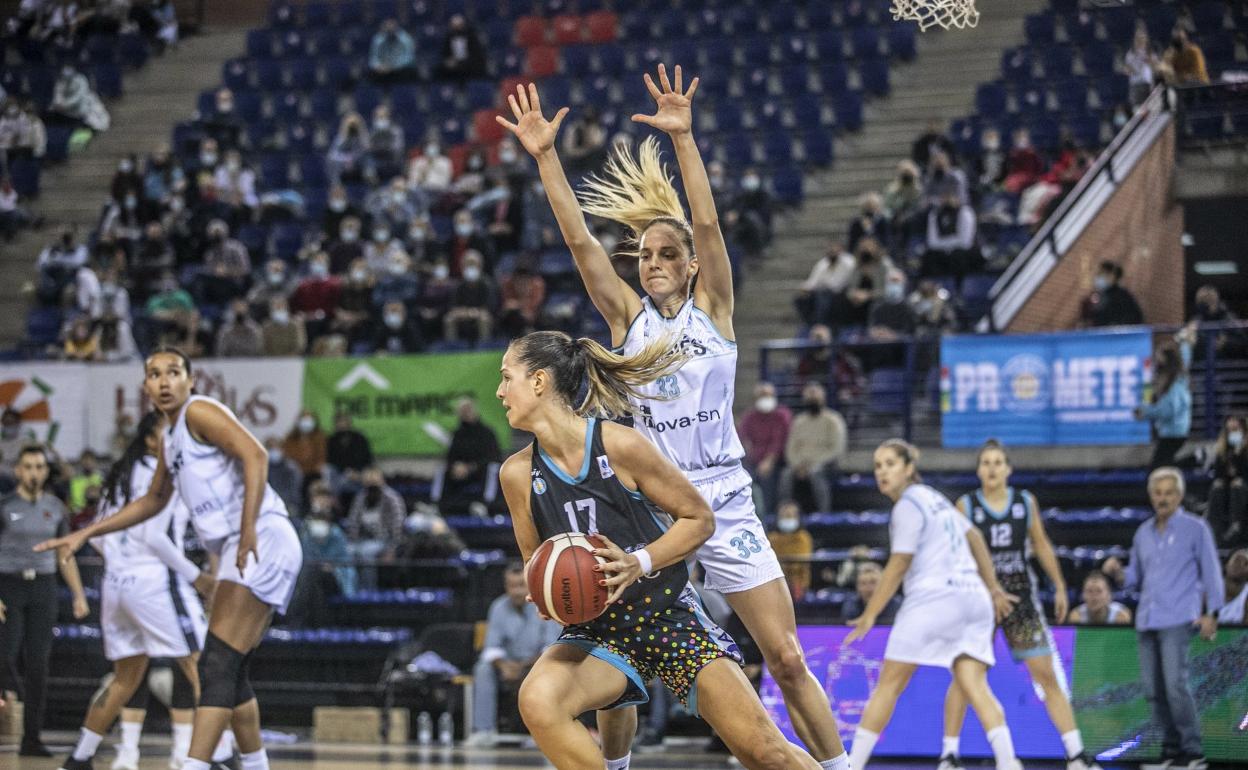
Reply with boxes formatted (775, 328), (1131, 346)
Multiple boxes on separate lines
(197, 633), (243, 708)
(124, 680), (151, 710)
(170, 660), (196, 710)
(234, 651), (254, 706)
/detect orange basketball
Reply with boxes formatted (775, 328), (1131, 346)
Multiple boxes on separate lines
(525, 532), (610, 626)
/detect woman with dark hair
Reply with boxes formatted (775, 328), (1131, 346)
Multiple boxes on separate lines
(499, 67), (849, 770)
(496, 330), (823, 770)
(1135, 324), (1195, 469)
(846, 439), (1022, 770)
(1208, 414), (1248, 544)
(37, 348), (302, 770)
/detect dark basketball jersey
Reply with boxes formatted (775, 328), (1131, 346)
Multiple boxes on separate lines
(960, 487), (1035, 581)
(529, 418), (689, 612)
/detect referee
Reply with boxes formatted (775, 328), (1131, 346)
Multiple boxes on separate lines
(0, 445), (88, 756)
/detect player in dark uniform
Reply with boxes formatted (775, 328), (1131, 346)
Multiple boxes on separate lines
(496, 330), (823, 770)
(940, 440), (1101, 770)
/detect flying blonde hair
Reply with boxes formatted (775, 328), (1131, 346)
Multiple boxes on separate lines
(579, 136), (689, 240)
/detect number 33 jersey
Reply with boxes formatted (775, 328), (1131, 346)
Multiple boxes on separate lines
(529, 417), (689, 611)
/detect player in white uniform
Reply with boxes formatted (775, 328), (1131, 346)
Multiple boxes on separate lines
(499, 66), (849, 770)
(845, 440), (1023, 770)
(56, 410), (215, 770)
(40, 348), (302, 770)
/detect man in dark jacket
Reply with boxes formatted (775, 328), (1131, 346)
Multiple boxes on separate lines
(327, 412), (374, 482)
(434, 398), (501, 515)
(1081, 261), (1144, 328)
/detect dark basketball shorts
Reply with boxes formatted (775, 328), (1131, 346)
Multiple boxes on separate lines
(998, 571), (1056, 662)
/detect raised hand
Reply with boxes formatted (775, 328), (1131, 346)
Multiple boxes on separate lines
(632, 63), (700, 136)
(495, 82), (570, 159)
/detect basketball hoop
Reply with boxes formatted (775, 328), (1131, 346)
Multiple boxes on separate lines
(891, 0), (980, 31)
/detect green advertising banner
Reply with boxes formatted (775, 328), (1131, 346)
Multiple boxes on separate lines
(302, 352), (510, 456)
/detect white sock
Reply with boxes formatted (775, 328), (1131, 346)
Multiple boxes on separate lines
(849, 727), (879, 770)
(942, 736), (960, 758)
(1061, 729), (1084, 758)
(239, 748), (269, 770)
(986, 726), (1016, 769)
(119, 721), (142, 751)
(212, 730), (235, 762)
(72, 728), (104, 761)
(819, 751), (851, 770)
(605, 754), (631, 770)
(182, 760), (211, 770)
(171, 723), (192, 762)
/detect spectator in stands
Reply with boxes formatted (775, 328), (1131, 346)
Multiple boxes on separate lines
(408, 137), (453, 195)
(1125, 28), (1158, 106)
(261, 296), (307, 356)
(198, 218), (251, 304)
(88, 265), (130, 321)
(727, 167), (774, 259)
(795, 242), (857, 328)
(289, 482), (356, 626)
(766, 500), (813, 601)
(923, 189), (980, 284)
(213, 148), (259, 221)
(848, 236), (894, 315)
(61, 316), (99, 361)
(434, 398), (501, 516)
(365, 221), (404, 275)
(438, 14), (487, 81)
(883, 160), (923, 250)
(1190, 284), (1247, 359)
(95, 311), (138, 363)
(446, 209), (495, 276)
(1219, 549), (1248, 625)
(48, 64), (110, 132)
(924, 150), (969, 209)
(368, 18), (417, 84)
(779, 382), (847, 514)
(143, 270), (198, 349)
(868, 270), (918, 344)
(1003, 128), (1044, 195)
(0, 100), (29, 164)
(283, 410), (327, 480)
(498, 255), (545, 338)
(972, 127), (1007, 197)
(215, 297), (263, 357)
(396, 507), (466, 564)
(910, 279), (958, 338)
(371, 301), (423, 354)
(110, 155), (143, 210)
(444, 250), (496, 343)
(328, 215), (365, 274)
(331, 259), (375, 345)
(1136, 326), (1195, 469)
(366, 176), (422, 236)
(1159, 26), (1209, 86)
(841, 562), (900, 624)
(322, 184), (360, 240)
(67, 450), (101, 513)
(847, 192), (889, 255)
(707, 159), (732, 199)
(466, 562), (562, 748)
(247, 258), (294, 319)
(36, 226), (87, 303)
(99, 189), (144, 258)
(142, 143), (184, 209)
(198, 88), (243, 151)
(264, 436), (304, 514)
(740, 382), (791, 518)
(795, 325), (862, 409)
(470, 172), (522, 255)
(562, 105), (609, 175)
(1207, 415), (1247, 545)
(328, 112), (371, 185)
(449, 148), (489, 205)
(345, 466), (405, 589)
(367, 105), (406, 183)
(911, 118), (956, 169)
(290, 251), (341, 340)
(414, 260), (457, 340)
(1017, 138), (1092, 226)
(1081, 261), (1144, 328)
(372, 249), (419, 307)
(327, 413), (373, 482)
(1103, 467), (1222, 768)
(1070, 571), (1132, 625)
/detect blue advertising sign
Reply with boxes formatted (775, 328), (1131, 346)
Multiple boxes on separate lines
(940, 329), (1153, 447)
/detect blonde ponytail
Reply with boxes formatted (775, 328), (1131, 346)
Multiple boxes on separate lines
(579, 136), (688, 236)
(577, 336), (686, 419)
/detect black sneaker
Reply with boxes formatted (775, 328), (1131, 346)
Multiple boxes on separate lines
(59, 756), (94, 770)
(20, 738), (54, 757)
(211, 757), (241, 770)
(937, 754), (965, 770)
(1177, 756), (1208, 770)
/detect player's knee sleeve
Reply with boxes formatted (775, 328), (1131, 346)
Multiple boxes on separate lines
(197, 633), (243, 708)
(233, 651), (254, 706)
(170, 660), (196, 709)
(124, 678), (151, 710)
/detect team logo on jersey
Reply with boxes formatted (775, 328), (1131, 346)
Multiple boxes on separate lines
(1011, 503), (1026, 519)
(636, 403), (722, 433)
(596, 455), (614, 479)
(168, 450), (184, 477)
(974, 510), (985, 523)
(532, 477), (548, 495)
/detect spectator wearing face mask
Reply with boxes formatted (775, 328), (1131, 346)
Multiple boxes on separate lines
(446, 209), (495, 276)
(328, 215), (366, 274)
(868, 270), (917, 341)
(327, 413), (374, 482)
(1219, 550), (1248, 624)
(372, 251), (420, 308)
(414, 260), (458, 340)
(1003, 128), (1044, 195)
(290, 252), (342, 340)
(198, 87), (244, 151)
(973, 128), (1007, 196)
(247, 259), (295, 319)
(95, 311), (139, 363)
(288, 483), (357, 626)
(740, 383), (792, 518)
(767, 501), (813, 601)
(433, 398), (502, 515)
(561, 106), (608, 175)
(48, 64), (110, 131)
(322, 184), (361, 240)
(1080, 261), (1143, 328)
(498, 255), (546, 338)
(847, 192), (889, 255)
(370, 301), (424, 354)
(215, 298), (263, 357)
(0, 176), (39, 241)
(332, 259), (376, 345)
(408, 138), (453, 194)
(403, 215), (443, 265)
(495, 137), (530, 186)
(1069, 571), (1132, 625)
(845, 237), (894, 324)
(198, 218), (251, 303)
(910, 279), (958, 338)
(261, 296), (307, 356)
(438, 14), (487, 81)
(366, 176), (422, 237)
(471, 172), (522, 255)
(796, 242), (858, 328)
(345, 467), (406, 589)
(364, 221), (404, 276)
(779, 383), (847, 514)
(368, 18), (417, 84)
(264, 435), (304, 513)
(923, 190), (980, 285)
(911, 118), (956, 169)
(1124, 28), (1159, 106)
(213, 149), (259, 218)
(1189, 284), (1246, 359)
(144, 270), (199, 350)
(1207, 415), (1248, 545)
(367, 105), (406, 182)
(110, 154), (143, 210)
(328, 112), (371, 185)
(923, 150), (968, 208)
(727, 167), (773, 258)
(840, 562), (901, 624)
(61, 316), (99, 361)
(142, 144), (183, 205)
(283, 410), (328, 479)
(450, 148), (490, 205)
(444, 251), (497, 343)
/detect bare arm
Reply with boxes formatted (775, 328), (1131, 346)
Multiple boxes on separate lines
(500, 448), (541, 562)
(57, 545), (89, 619)
(966, 527), (1019, 621)
(1026, 495), (1068, 621)
(36, 456), (173, 556)
(497, 83), (642, 342)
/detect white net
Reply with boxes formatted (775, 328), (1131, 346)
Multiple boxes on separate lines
(890, 0), (980, 31)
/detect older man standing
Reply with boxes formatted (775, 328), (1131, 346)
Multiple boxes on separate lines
(1104, 467), (1223, 770)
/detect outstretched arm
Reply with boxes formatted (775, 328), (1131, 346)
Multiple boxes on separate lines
(634, 64), (733, 328)
(497, 83), (642, 343)
(36, 457), (172, 558)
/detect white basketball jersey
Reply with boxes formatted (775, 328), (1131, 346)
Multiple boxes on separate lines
(894, 484), (979, 596)
(163, 395), (288, 551)
(93, 457), (191, 577)
(618, 298), (744, 475)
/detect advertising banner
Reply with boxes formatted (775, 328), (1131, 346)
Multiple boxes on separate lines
(0, 363), (90, 461)
(940, 328), (1153, 447)
(302, 352), (509, 456)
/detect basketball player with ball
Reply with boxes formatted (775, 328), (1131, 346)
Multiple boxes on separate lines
(496, 330), (825, 770)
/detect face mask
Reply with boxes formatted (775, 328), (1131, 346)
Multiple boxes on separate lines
(267, 271), (284, 285)
(307, 519), (330, 538)
(884, 283), (905, 302)
(901, 172), (916, 183)
(468, 157), (484, 171)
(1014, 137), (1030, 150)
(124, 195), (137, 209)
(350, 268), (368, 283)
(269, 447), (284, 462)
(310, 262), (329, 278)
(299, 416), (316, 433)
(803, 400), (822, 414)
(388, 261), (406, 276)
(424, 143), (440, 157)
(741, 175), (760, 191)
(1093, 275), (1110, 292)
(200, 152), (218, 167)
(118, 159), (133, 173)
(499, 148), (517, 163)
(375, 118), (390, 130)
(983, 136), (1000, 151)
(433, 265), (450, 280)
(408, 227), (427, 242)
(755, 396), (777, 413)
(341, 229), (359, 243)
(329, 198), (347, 212)
(169, 197), (185, 212)
(217, 100), (234, 113)
(384, 313), (404, 329)
(373, 229), (390, 243)
(777, 518), (799, 534)
(390, 190), (406, 205)
(1230, 431), (1244, 449)
(454, 222), (474, 238)
(463, 266), (482, 282)
(916, 299), (934, 316)
(226, 158), (241, 172)
(271, 309), (289, 324)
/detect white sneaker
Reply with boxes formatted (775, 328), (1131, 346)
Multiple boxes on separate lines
(110, 747), (139, 770)
(996, 760), (1024, 770)
(937, 755), (965, 770)
(169, 754), (185, 770)
(462, 731), (498, 748)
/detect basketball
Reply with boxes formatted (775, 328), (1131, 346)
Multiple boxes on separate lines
(525, 532), (610, 626)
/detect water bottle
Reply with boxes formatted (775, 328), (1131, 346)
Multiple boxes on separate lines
(437, 711), (454, 746)
(416, 711), (433, 746)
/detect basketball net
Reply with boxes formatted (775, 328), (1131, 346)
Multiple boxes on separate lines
(891, 0), (980, 31)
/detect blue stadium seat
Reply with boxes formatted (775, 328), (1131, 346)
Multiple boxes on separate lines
(719, 131), (753, 164)
(723, 5), (760, 36)
(1143, 4), (1179, 42)
(236, 223), (269, 256)
(271, 223), (306, 260)
(1098, 6), (1136, 45)
(1068, 114), (1103, 147)
(767, 6), (798, 34)
(1062, 13), (1098, 47)
(1094, 74), (1128, 107)
(1080, 43), (1114, 77)
(975, 82), (1008, 118)
(118, 32), (149, 69)
(353, 84), (385, 116)
(888, 23), (917, 61)
(309, 89), (339, 123)
(655, 8), (687, 39)
(1054, 79), (1088, 112)
(763, 132), (794, 166)
(272, 90), (303, 123)
(594, 42), (626, 75)
(1027, 115), (1061, 150)
(813, 29), (845, 60)
(372, 0), (400, 24)
(860, 56), (890, 96)
(259, 153), (292, 188)
(246, 29), (276, 59)
(1191, 1), (1228, 32)
(771, 165), (803, 205)
(739, 36), (773, 66)
(793, 98), (828, 129)
(714, 101), (743, 132)
(1000, 47), (1033, 85)
(868, 368), (907, 415)
(92, 62), (122, 99)
(833, 91), (863, 131)
(289, 57), (318, 90)
(84, 35), (118, 64)
(802, 129), (833, 166)
(669, 39), (699, 70)
(701, 36), (735, 71)
(222, 58), (251, 91)
(304, 2), (332, 28)
(804, 3), (835, 30)
(1024, 13), (1056, 45)
(820, 62), (848, 93)
(561, 44), (593, 74)
(43, 124), (72, 162)
(25, 307), (61, 347)
(1043, 45), (1075, 79)
(777, 34), (810, 66)
(779, 65), (812, 96)
(337, 2), (365, 27)
(851, 26), (881, 58)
